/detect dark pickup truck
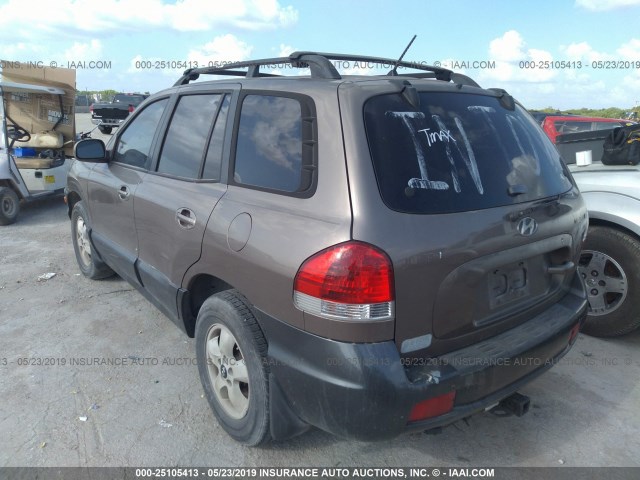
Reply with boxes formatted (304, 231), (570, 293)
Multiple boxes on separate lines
(90, 93), (148, 134)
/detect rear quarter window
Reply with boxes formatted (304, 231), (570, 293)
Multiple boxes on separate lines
(232, 93), (317, 196)
(364, 92), (573, 214)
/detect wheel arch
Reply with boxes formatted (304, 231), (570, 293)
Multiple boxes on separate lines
(582, 191), (640, 239)
(180, 273), (235, 337)
(66, 189), (82, 218)
(587, 217), (640, 242)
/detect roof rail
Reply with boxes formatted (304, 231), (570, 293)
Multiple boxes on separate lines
(173, 51), (479, 87)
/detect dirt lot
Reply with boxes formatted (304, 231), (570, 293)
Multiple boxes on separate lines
(0, 115), (639, 468)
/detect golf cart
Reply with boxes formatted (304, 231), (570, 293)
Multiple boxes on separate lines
(0, 69), (75, 225)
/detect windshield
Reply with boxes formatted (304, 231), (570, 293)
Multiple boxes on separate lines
(364, 92), (573, 214)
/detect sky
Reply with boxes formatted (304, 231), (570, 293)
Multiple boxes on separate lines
(2, 0), (640, 109)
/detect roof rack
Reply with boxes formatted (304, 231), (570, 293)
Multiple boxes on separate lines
(173, 52), (480, 88)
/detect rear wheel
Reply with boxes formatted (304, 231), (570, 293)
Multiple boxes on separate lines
(98, 125), (112, 134)
(71, 201), (114, 279)
(578, 226), (640, 336)
(0, 187), (20, 225)
(195, 290), (270, 446)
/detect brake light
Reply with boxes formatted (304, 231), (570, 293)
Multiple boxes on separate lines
(293, 241), (394, 321)
(408, 391), (456, 422)
(128, 104), (135, 113)
(89, 104), (93, 113)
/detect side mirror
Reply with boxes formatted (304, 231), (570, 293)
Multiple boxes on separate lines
(74, 138), (107, 162)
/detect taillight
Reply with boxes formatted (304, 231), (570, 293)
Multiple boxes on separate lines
(293, 241), (395, 321)
(128, 104), (135, 113)
(89, 104), (93, 113)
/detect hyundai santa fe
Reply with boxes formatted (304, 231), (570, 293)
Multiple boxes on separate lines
(66, 51), (589, 445)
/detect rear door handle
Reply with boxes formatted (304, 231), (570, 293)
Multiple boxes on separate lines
(118, 185), (130, 200)
(547, 261), (575, 275)
(176, 208), (196, 229)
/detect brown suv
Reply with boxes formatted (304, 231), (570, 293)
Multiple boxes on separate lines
(66, 52), (588, 445)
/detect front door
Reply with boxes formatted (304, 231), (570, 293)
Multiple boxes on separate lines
(87, 98), (170, 285)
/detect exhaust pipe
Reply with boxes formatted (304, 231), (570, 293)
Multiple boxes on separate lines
(490, 392), (531, 417)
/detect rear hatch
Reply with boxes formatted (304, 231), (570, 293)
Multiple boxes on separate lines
(347, 84), (587, 357)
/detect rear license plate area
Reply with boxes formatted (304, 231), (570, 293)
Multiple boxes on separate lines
(489, 261), (530, 309)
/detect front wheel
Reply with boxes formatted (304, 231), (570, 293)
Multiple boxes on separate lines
(71, 201), (114, 279)
(0, 187), (20, 225)
(195, 290), (270, 446)
(578, 226), (640, 336)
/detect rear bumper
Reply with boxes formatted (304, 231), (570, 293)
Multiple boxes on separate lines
(91, 117), (126, 126)
(257, 276), (587, 441)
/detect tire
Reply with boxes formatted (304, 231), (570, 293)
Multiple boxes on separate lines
(98, 125), (112, 134)
(71, 201), (114, 279)
(578, 226), (640, 336)
(195, 290), (270, 446)
(0, 187), (20, 225)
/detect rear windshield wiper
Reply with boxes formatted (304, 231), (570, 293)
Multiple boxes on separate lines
(508, 184), (528, 196)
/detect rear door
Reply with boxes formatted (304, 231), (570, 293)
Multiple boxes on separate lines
(350, 87), (587, 356)
(133, 87), (236, 320)
(87, 97), (169, 285)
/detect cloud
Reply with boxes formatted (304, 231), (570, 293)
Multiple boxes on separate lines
(64, 40), (103, 61)
(575, 0), (640, 11)
(0, 0), (298, 41)
(187, 34), (253, 65)
(125, 34), (254, 85)
(124, 35), (253, 84)
(0, 42), (47, 61)
(482, 30), (556, 83)
(489, 30), (526, 62)
(475, 30), (638, 108)
(561, 42), (613, 61)
(617, 39), (640, 59)
(278, 44), (296, 57)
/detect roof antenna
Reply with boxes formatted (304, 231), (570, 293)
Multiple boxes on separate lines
(389, 35), (417, 76)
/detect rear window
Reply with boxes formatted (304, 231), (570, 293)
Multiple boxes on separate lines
(555, 120), (592, 134)
(364, 92), (573, 214)
(113, 94), (146, 105)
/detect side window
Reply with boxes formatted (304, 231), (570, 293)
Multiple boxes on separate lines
(113, 99), (168, 169)
(234, 95), (308, 193)
(157, 94), (222, 179)
(202, 95), (230, 181)
(593, 122), (617, 131)
(555, 120), (591, 135)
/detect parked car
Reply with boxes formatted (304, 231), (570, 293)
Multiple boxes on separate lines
(529, 111), (577, 125)
(556, 128), (640, 336)
(542, 115), (633, 144)
(90, 93), (148, 134)
(66, 52), (588, 445)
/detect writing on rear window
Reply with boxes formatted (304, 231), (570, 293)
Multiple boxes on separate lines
(388, 111), (484, 195)
(364, 92), (572, 214)
(418, 127), (456, 147)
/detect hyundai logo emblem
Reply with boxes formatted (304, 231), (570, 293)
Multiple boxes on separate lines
(517, 217), (538, 236)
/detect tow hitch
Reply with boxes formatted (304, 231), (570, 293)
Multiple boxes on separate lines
(490, 392), (531, 417)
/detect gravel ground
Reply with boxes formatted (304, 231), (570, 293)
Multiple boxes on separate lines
(0, 115), (638, 469)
